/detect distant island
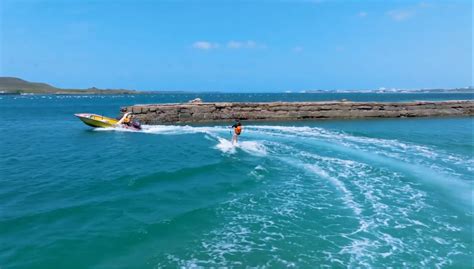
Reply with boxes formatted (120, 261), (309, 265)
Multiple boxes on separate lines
(0, 77), (140, 95)
(0, 76), (472, 95)
(299, 87), (473, 94)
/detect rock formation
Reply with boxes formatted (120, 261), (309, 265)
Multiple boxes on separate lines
(121, 100), (473, 124)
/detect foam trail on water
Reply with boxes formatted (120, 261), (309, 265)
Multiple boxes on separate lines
(155, 127), (469, 268)
(304, 163), (362, 216)
(214, 137), (268, 156)
(272, 141), (466, 267)
(141, 125), (227, 135)
(244, 125), (473, 209)
(239, 141), (268, 156)
(97, 123), (472, 208)
(93, 126), (139, 133)
(247, 124), (474, 170)
(215, 137), (236, 154)
(111, 123), (470, 268)
(94, 124), (229, 135)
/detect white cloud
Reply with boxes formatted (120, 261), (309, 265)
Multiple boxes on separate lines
(192, 40), (265, 50)
(358, 11), (367, 17)
(292, 46), (304, 53)
(387, 9), (415, 21)
(192, 41), (219, 50)
(226, 40), (264, 49)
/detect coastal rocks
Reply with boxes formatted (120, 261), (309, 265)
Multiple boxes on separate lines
(121, 100), (474, 124)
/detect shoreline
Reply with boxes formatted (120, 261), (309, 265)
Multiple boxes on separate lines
(1, 90), (473, 95)
(122, 100), (474, 124)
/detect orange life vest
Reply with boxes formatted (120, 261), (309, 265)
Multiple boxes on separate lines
(235, 126), (242, 135)
(123, 115), (132, 124)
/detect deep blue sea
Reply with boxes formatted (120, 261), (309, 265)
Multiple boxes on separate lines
(1, 92), (473, 268)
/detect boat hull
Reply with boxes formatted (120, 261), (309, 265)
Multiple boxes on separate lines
(75, 113), (119, 128)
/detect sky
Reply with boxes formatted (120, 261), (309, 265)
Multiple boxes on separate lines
(0, 0), (472, 92)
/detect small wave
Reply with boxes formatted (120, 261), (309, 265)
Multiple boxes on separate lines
(248, 165), (267, 180)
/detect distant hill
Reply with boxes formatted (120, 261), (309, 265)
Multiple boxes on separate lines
(0, 77), (139, 94)
(0, 77), (57, 93)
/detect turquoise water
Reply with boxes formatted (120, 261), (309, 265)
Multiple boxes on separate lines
(1, 93), (473, 268)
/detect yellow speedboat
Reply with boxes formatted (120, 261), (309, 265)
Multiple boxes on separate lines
(74, 113), (119, 128)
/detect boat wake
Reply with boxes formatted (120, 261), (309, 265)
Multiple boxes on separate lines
(97, 123), (472, 267)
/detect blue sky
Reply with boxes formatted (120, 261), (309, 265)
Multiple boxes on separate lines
(0, 0), (472, 91)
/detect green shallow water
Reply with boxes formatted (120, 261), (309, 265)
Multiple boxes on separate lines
(0, 93), (473, 268)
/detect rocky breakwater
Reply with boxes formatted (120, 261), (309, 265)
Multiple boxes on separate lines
(121, 100), (474, 124)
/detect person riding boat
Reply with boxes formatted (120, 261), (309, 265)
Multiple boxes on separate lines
(117, 112), (141, 130)
(231, 119), (243, 144)
(118, 112), (133, 126)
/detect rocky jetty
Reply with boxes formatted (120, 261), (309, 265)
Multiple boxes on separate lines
(121, 100), (473, 124)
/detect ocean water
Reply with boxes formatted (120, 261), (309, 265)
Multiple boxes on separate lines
(0, 93), (473, 268)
